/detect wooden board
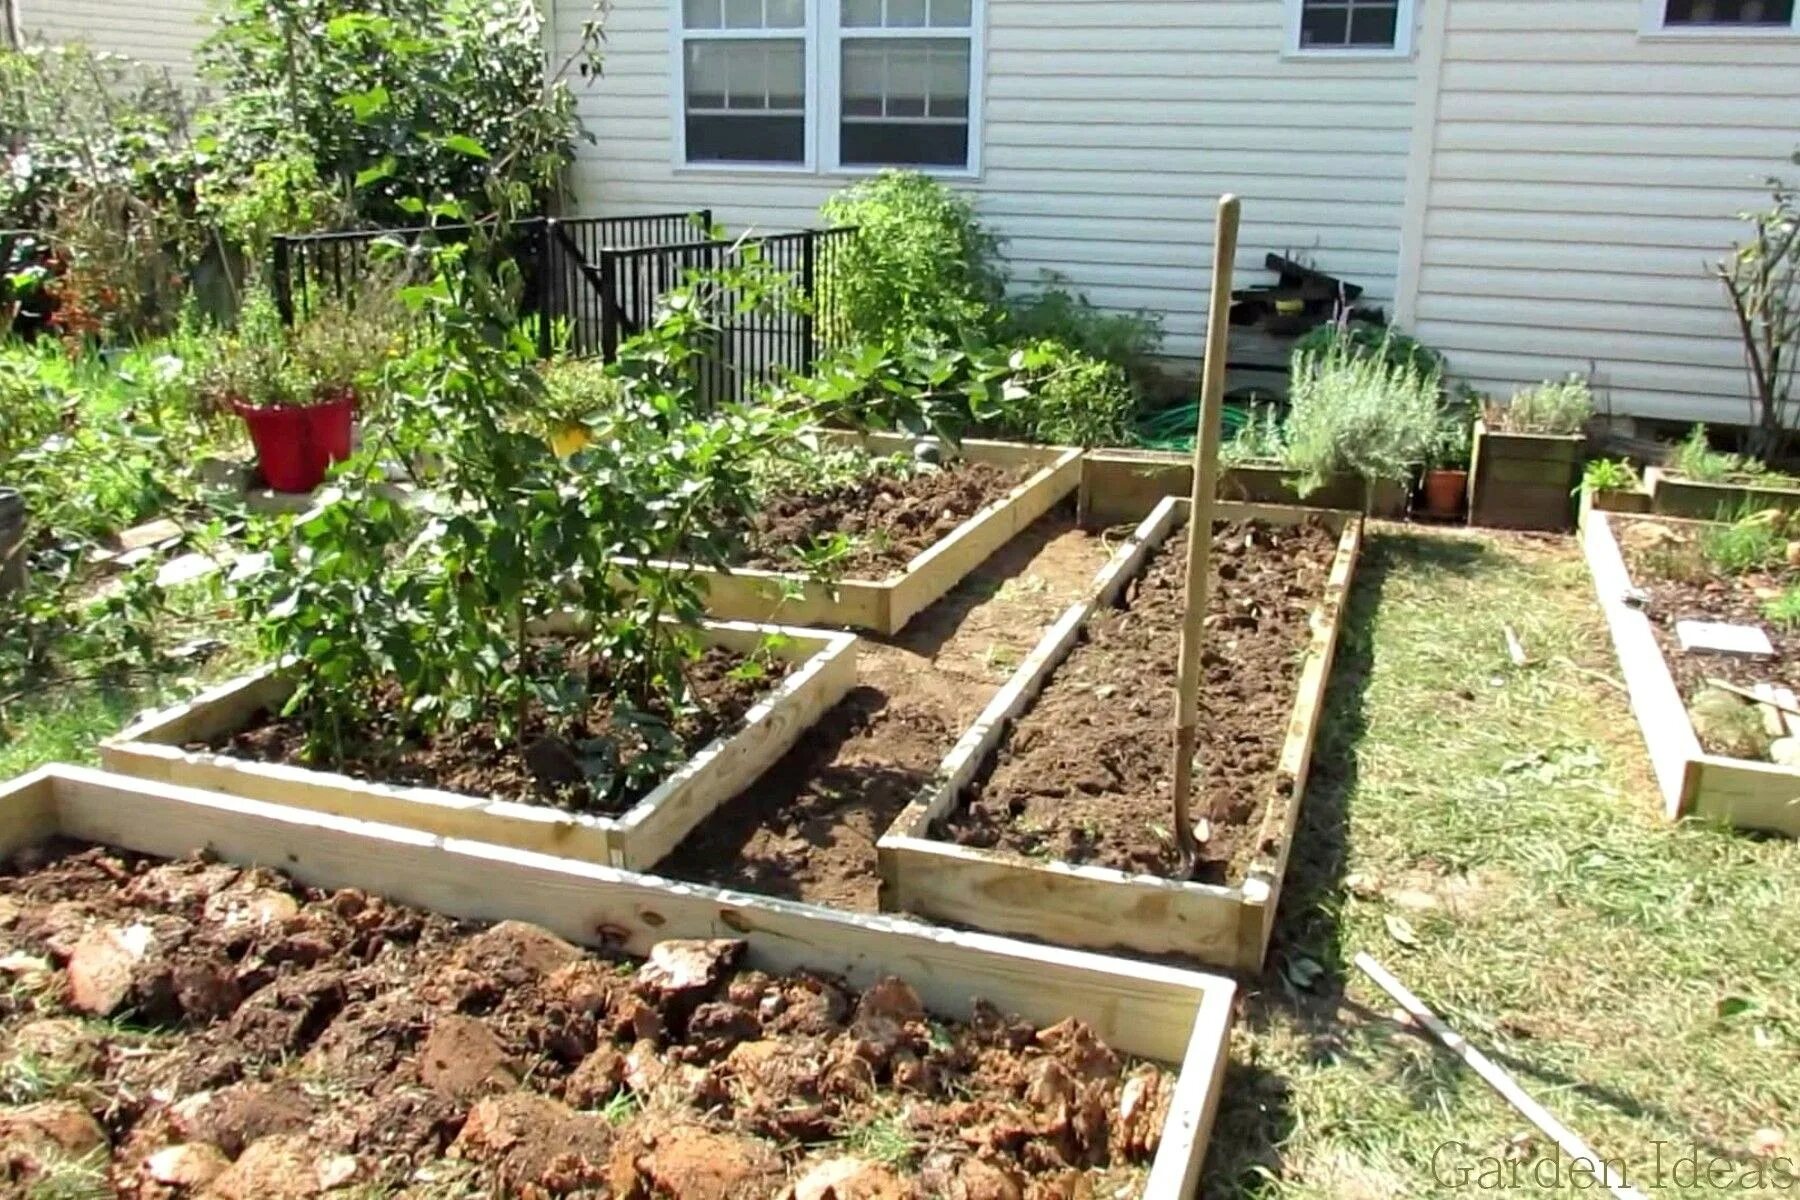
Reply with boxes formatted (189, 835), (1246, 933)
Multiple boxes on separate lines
(102, 621), (857, 870)
(1582, 509), (1800, 836)
(878, 496), (1362, 971)
(1079, 449), (1406, 528)
(0, 763), (1236, 1194)
(1644, 466), (1800, 521)
(1469, 422), (1584, 532)
(617, 438), (1081, 636)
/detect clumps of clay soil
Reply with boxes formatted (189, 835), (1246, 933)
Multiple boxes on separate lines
(0, 841), (1171, 1198)
(731, 460), (1026, 578)
(942, 519), (1339, 883)
(202, 645), (786, 814)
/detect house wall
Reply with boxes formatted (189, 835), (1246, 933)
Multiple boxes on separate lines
(1398, 0), (1800, 424)
(16, 0), (213, 81)
(555, 0), (1423, 359)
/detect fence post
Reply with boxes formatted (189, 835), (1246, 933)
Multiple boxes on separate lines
(599, 250), (619, 362)
(272, 237), (294, 326)
(800, 231), (817, 374)
(538, 218), (557, 360)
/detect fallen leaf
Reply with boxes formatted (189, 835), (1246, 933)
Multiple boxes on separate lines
(1384, 914), (1420, 949)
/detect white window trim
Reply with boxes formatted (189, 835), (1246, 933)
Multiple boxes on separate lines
(1638, 0), (1800, 37)
(669, 0), (984, 178)
(1282, 0), (1417, 59)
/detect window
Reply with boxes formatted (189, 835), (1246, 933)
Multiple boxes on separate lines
(674, 0), (982, 171)
(1285, 0), (1415, 55)
(1642, 0), (1800, 30)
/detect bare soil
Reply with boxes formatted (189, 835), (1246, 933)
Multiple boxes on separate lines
(204, 646), (783, 815)
(1616, 517), (1800, 752)
(659, 509), (1117, 910)
(734, 460), (1026, 578)
(0, 841), (1171, 1198)
(941, 520), (1339, 884)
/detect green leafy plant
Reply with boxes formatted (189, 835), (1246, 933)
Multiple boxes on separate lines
(1763, 583), (1800, 630)
(1221, 406), (1287, 467)
(1582, 458), (1642, 492)
(983, 338), (1136, 447)
(1003, 272), (1164, 388)
(1283, 332), (1442, 503)
(1698, 510), (1786, 575)
(1488, 375), (1593, 436)
(818, 171), (1003, 346)
(1428, 407), (1474, 471)
(1292, 319), (1446, 381)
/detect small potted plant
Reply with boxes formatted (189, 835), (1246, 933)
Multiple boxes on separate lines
(1419, 407), (1473, 520)
(1469, 375), (1592, 531)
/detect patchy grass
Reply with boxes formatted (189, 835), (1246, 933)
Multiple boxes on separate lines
(1204, 527), (1800, 1198)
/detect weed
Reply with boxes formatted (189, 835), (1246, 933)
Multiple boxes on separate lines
(1764, 584), (1800, 629)
(834, 1105), (921, 1170)
(1698, 513), (1785, 575)
(1672, 424), (1738, 483)
(0, 1051), (86, 1105)
(597, 1089), (640, 1126)
(24, 1150), (110, 1200)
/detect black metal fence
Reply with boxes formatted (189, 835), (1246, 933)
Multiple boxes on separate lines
(271, 211), (712, 356)
(272, 214), (857, 404)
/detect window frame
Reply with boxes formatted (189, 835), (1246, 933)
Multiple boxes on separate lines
(1638, 0), (1800, 37)
(669, 0), (985, 177)
(1282, 0), (1417, 58)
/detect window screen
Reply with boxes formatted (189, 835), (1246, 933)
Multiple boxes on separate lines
(1299, 0), (1401, 48)
(1663, 0), (1794, 23)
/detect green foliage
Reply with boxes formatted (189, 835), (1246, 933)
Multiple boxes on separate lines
(1003, 273), (1163, 387)
(196, 0), (598, 230)
(1582, 457), (1641, 492)
(1221, 406), (1287, 467)
(1697, 509), (1786, 575)
(1292, 320), (1446, 381)
(1283, 333), (1442, 500)
(1763, 582), (1800, 630)
(1427, 406), (1474, 471)
(819, 171), (1003, 345)
(1665, 423), (1797, 485)
(984, 338), (1135, 447)
(1489, 375), (1593, 436)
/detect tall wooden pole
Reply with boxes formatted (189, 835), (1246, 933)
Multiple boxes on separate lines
(1171, 194), (1241, 879)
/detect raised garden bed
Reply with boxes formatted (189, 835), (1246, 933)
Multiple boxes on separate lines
(101, 620), (856, 870)
(1468, 419), (1583, 531)
(1582, 509), (1800, 836)
(878, 497), (1362, 970)
(625, 434), (1080, 635)
(1079, 448), (1405, 528)
(0, 763), (1237, 1196)
(1643, 465), (1800, 521)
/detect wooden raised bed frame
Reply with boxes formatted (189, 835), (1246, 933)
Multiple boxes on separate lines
(878, 496), (1362, 971)
(1468, 419), (1583, 532)
(1642, 465), (1800, 521)
(0, 763), (1237, 1195)
(1079, 448), (1406, 528)
(102, 620), (856, 871)
(1582, 509), (1800, 837)
(622, 434), (1081, 635)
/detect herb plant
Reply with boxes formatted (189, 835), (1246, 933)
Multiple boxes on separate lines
(1582, 458), (1641, 493)
(1283, 332), (1442, 503)
(1489, 376), (1593, 436)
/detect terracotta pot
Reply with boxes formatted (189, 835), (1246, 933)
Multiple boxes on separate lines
(1419, 468), (1469, 519)
(234, 394), (356, 493)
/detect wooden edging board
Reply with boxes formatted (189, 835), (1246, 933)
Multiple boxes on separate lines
(0, 763), (1236, 1196)
(618, 434), (1081, 635)
(878, 495), (1363, 972)
(1642, 465), (1800, 521)
(1078, 448), (1406, 528)
(101, 620), (857, 870)
(1581, 508), (1800, 836)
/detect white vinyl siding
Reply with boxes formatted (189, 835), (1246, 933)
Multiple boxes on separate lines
(17, 0), (212, 81)
(1400, 0), (1800, 423)
(561, 0), (1423, 359)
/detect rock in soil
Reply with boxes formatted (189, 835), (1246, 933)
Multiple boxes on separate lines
(0, 842), (1161, 1197)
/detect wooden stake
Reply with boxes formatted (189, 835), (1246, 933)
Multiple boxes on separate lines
(1354, 953), (1647, 1200)
(1171, 194), (1241, 879)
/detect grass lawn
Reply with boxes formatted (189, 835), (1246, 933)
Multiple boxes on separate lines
(1204, 526), (1800, 1197)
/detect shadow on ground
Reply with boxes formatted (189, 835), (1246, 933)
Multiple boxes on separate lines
(1196, 529), (1503, 1198)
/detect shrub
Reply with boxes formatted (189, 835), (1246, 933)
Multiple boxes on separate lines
(987, 339), (1135, 447)
(1489, 375), (1593, 435)
(1292, 319), (1445, 381)
(1003, 274), (1163, 387)
(1283, 334), (1441, 501)
(819, 171), (1003, 346)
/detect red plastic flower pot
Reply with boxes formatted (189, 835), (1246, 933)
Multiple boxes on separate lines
(1419, 468), (1469, 520)
(234, 395), (356, 494)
